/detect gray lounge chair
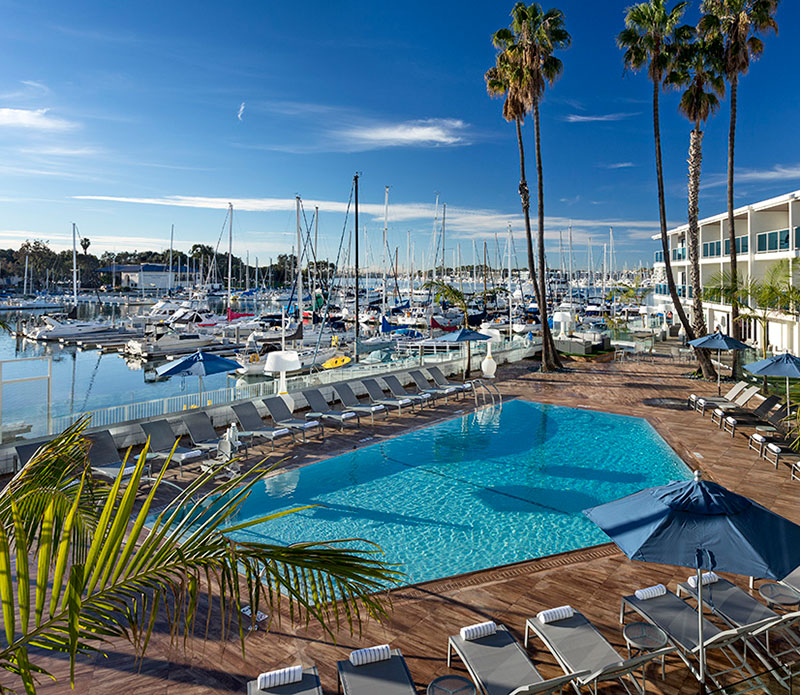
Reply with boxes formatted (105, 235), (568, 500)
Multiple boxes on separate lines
(780, 566), (800, 597)
(362, 378), (412, 415)
(231, 402), (293, 449)
(621, 588), (765, 689)
(301, 388), (359, 429)
(448, 623), (586, 695)
(677, 576), (796, 686)
(707, 385), (760, 422)
(15, 439), (53, 469)
(140, 419), (204, 475)
(428, 365), (473, 397)
(525, 610), (672, 694)
(721, 395), (781, 436)
(85, 430), (140, 480)
(383, 374), (430, 409)
(336, 648), (415, 695)
(247, 665), (322, 695)
(332, 382), (388, 423)
(689, 381), (747, 411)
(262, 397), (323, 442)
(408, 369), (454, 403)
(183, 411), (224, 451)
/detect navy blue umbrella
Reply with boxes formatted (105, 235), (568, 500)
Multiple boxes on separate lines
(584, 471), (800, 686)
(688, 331), (749, 396)
(745, 352), (800, 419)
(432, 327), (491, 342)
(156, 350), (240, 396)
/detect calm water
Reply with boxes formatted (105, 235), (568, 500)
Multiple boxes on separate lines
(225, 399), (691, 585)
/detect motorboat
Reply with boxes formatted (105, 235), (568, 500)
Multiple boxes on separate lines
(22, 315), (116, 341)
(123, 324), (217, 357)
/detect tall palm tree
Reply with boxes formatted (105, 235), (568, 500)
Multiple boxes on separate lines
(0, 421), (398, 693)
(510, 2), (570, 371)
(485, 19), (560, 373)
(699, 0), (779, 376)
(425, 279), (474, 378)
(618, 0), (697, 344)
(666, 30), (725, 379)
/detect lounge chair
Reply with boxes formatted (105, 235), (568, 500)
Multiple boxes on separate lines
(246, 665), (322, 695)
(336, 647), (415, 695)
(428, 365), (473, 398)
(362, 378), (412, 415)
(763, 440), (800, 472)
(140, 419), (204, 475)
(85, 430), (140, 480)
(408, 369), (454, 403)
(720, 395), (781, 436)
(231, 402), (293, 449)
(301, 388), (359, 429)
(677, 574), (797, 686)
(332, 382), (388, 423)
(15, 439), (53, 469)
(262, 397), (323, 442)
(689, 381), (746, 412)
(382, 374), (431, 409)
(448, 622), (586, 695)
(621, 586), (765, 689)
(525, 608), (672, 695)
(708, 386), (761, 424)
(183, 411), (224, 452)
(780, 566), (800, 598)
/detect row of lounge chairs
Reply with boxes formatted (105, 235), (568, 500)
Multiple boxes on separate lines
(13, 366), (473, 478)
(249, 571), (800, 695)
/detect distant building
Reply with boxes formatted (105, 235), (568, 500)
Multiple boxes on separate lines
(652, 189), (800, 353)
(96, 264), (189, 291)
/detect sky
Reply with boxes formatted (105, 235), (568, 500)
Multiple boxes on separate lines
(0, 0), (798, 271)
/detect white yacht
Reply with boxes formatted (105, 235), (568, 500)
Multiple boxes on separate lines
(124, 325), (216, 357)
(23, 315), (116, 341)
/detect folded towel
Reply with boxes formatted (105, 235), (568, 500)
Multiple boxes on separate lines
(767, 443), (782, 454)
(634, 584), (667, 600)
(687, 572), (719, 588)
(257, 665), (302, 689)
(725, 416), (737, 425)
(459, 620), (497, 641)
(349, 644), (391, 666)
(751, 433), (766, 444)
(173, 448), (203, 462)
(537, 605), (574, 624)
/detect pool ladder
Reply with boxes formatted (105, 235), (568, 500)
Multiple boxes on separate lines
(470, 379), (502, 409)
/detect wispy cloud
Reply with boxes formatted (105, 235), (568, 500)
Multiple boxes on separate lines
(0, 107), (77, 131)
(564, 112), (639, 123)
(19, 145), (101, 157)
(602, 161), (636, 169)
(236, 102), (245, 121)
(702, 164), (800, 189)
(336, 118), (468, 149)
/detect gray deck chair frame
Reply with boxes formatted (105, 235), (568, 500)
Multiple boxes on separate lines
(85, 430), (145, 480)
(336, 648), (415, 695)
(447, 624), (586, 695)
(183, 411), (224, 451)
(690, 381), (747, 411)
(677, 578), (798, 686)
(247, 665), (323, 695)
(361, 378), (412, 415)
(332, 382), (388, 423)
(525, 611), (673, 695)
(262, 397), (323, 442)
(382, 374), (431, 409)
(302, 389), (360, 429)
(408, 369), (453, 403)
(140, 419), (204, 476)
(621, 590), (766, 691)
(232, 402), (293, 449)
(707, 386), (761, 423)
(428, 365), (473, 398)
(721, 395), (781, 436)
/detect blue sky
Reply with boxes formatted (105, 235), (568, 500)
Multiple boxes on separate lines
(0, 0), (797, 269)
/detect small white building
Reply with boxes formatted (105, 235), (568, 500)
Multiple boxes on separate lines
(652, 189), (800, 354)
(99, 264), (182, 291)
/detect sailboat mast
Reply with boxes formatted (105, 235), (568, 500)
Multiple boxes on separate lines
(296, 196), (303, 325)
(168, 224), (174, 295)
(227, 203), (233, 309)
(383, 186), (389, 317)
(507, 224), (513, 338)
(568, 224), (574, 305)
(353, 174), (360, 363)
(313, 206), (318, 302)
(441, 203), (446, 280)
(71, 222), (78, 305)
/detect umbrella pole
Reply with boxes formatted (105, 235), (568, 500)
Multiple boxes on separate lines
(717, 349), (721, 396)
(697, 567), (705, 692)
(787, 376), (791, 420)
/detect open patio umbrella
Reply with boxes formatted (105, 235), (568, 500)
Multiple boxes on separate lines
(156, 350), (240, 397)
(584, 471), (800, 690)
(744, 352), (800, 420)
(687, 331), (749, 396)
(431, 327), (491, 343)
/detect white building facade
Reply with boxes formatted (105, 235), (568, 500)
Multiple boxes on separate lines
(652, 189), (800, 354)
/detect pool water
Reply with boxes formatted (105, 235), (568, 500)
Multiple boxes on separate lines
(227, 399), (691, 585)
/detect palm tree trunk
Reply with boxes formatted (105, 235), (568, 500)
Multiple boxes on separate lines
(688, 126), (716, 379)
(727, 76), (741, 377)
(515, 117), (552, 370)
(653, 79), (695, 343)
(534, 101), (562, 371)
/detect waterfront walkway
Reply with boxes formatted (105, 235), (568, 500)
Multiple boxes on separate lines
(11, 353), (799, 694)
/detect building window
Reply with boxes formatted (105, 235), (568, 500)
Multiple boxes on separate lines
(757, 229), (791, 253)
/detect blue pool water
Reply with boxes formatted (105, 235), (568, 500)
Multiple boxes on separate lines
(228, 400), (691, 585)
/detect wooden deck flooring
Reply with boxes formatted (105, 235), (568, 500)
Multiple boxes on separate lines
(8, 353), (800, 694)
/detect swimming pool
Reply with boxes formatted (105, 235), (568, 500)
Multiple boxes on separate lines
(227, 399), (691, 585)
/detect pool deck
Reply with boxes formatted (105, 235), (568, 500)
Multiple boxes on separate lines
(11, 353), (800, 694)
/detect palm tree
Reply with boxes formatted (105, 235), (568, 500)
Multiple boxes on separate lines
(510, 2), (570, 372)
(485, 17), (561, 373)
(618, 1), (697, 345)
(0, 420), (399, 692)
(425, 279), (475, 378)
(79, 237), (90, 255)
(666, 29), (725, 379)
(699, 0), (780, 377)
(616, 273), (653, 328)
